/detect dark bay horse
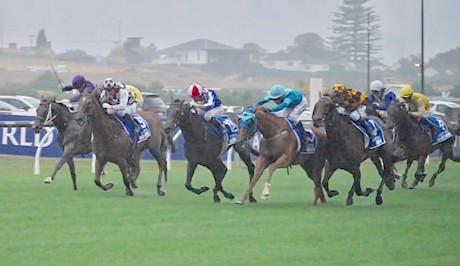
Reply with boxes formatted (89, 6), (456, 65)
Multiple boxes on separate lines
(387, 101), (460, 188)
(164, 99), (257, 203)
(236, 106), (327, 205)
(34, 97), (92, 190)
(75, 89), (172, 196)
(312, 96), (395, 206)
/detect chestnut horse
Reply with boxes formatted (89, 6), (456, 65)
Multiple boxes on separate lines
(75, 88), (173, 196)
(236, 106), (327, 205)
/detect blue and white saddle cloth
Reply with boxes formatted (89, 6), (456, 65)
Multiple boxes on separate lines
(115, 114), (151, 143)
(285, 118), (317, 154)
(352, 118), (386, 150)
(420, 116), (453, 145)
(211, 115), (239, 146)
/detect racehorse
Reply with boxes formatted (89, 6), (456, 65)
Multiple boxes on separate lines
(312, 96), (395, 206)
(386, 101), (460, 188)
(34, 97), (92, 190)
(75, 88), (173, 196)
(235, 106), (327, 205)
(163, 99), (258, 203)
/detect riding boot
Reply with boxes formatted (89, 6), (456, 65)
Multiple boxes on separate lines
(124, 114), (139, 154)
(360, 118), (376, 138)
(420, 117), (437, 138)
(297, 122), (309, 144)
(211, 117), (226, 134)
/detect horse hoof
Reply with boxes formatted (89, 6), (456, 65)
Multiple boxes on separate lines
(43, 177), (53, 184)
(226, 193), (235, 200)
(236, 200), (245, 205)
(429, 180), (435, 187)
(200, 187), (210, 194)
(158, 190), (166, 197)
(131, 182), (138, 189)
(328, 190), (339, 197)
(105, 183), (114, 190)
(249, 196), (257, 204)
(260, 194), (270, 200)
(346, 198), (353, 206)
(364, 188), (374, 196)
(376, 196), (383, 205)
(213, 196), (221, 203)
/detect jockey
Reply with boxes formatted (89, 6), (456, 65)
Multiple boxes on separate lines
(116, 82), (144, 110)
(187, 83), (225, 129)
(61, 75), (95, 103)
(368, 80), (397, 119)
(400, 85), (437, 137)
(100, 78), (140, 152)
(333, 83), (376, 137)
(256, 84), (309, 143)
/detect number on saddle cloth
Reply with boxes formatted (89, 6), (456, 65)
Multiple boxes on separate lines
(214, 116), (239, 145)
(115, 114), (151, 143)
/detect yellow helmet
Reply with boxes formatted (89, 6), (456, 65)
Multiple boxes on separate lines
(400, 86), (414, 98)
(332, 83), (347, 93)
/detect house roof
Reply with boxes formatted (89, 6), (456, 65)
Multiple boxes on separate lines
(158, 39), (235, 54)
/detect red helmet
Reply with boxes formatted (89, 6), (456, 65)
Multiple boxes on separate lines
(187, 83), (204, 98)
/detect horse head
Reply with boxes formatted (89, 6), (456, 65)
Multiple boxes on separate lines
(312, 96), (334, 128)
(34, 96), (57, 133)
(386, 100), (408, 128)
(238, 107), (258, 142)
(75, 88), (102, 125)
(164, 99), (191, 133)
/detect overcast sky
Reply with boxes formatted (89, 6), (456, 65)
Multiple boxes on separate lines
(1, 0), (459, 66)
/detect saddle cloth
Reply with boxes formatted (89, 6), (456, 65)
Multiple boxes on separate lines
(420, 116), (453, 145)
(211, 115), (239, 146)
(285, 118), (317, 154)
(114, 114), (151, 143)
(351, 118), (386, 150)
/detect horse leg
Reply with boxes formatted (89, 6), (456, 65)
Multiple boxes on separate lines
(209, 160), (233, 203)
(302, 162), (326, 205)
(322, 161), (339, 197)
(118, 159), (134, 196)
(185, 161), (209, 194)
(347, 167), (374, 206)
(259, 154), (292, 201)
(94, 158), (113, 191)
(401, 160), (413, 189)
(234, 143), (256, 203)
(236, 156), (271, 205)
(410, 156), (427, 189)
(44, 145), (75, 186)
(66, 158), (77, 191)
(150, 147), (168, 197)
(128, 153), (141, 189)
(429, 147), (451, 187)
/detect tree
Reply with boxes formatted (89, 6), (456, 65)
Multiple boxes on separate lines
(36, 29), (51, 49)
(329, 0), (381, 68)
(242, 42), (266, 62)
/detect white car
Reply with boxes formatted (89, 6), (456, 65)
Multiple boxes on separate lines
(0, 100), (36, 116)
(430, 100), (460, 124)
(0, 95), (40, 111)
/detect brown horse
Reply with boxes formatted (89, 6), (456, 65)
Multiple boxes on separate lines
(33, 97), (92, 190)
(236, 106), (327, 205)
(75, 88), (173, 196)
(386, 101), (460, 188)
(312, 96), (395, 206)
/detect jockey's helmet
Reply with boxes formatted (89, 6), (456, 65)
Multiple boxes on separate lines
(187, 83), (204, 98)
(332, 83), (347, 93)
(103, 78), (117, 90)
(269, 85), (286, 99)
(370, 80), (383, 92)
(72, 75), (86, 89)
(400, 85), (414, 98)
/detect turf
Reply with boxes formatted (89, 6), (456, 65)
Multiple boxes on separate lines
(1, 155), (459, 266)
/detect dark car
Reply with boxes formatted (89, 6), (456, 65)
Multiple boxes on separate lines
(140, 92), (168, 116)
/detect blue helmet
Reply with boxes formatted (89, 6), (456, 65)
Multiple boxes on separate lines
(72, 75), (86, 88)
(269, 84), (286, 99)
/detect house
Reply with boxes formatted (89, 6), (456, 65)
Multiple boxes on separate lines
(259, 51), (330, 73)
(153, 39), (250, 68)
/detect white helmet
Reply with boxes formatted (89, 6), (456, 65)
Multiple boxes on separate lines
(103, 78), (117, 90)
(187, 83), (204, 98)
(370, 80), (383, 92)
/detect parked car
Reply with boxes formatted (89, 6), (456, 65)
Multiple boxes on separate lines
(0, 100), (36, 116)
(140, 92), (168, 116)
(430, 100), (460, 125)
(0, 95), (40, 111)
